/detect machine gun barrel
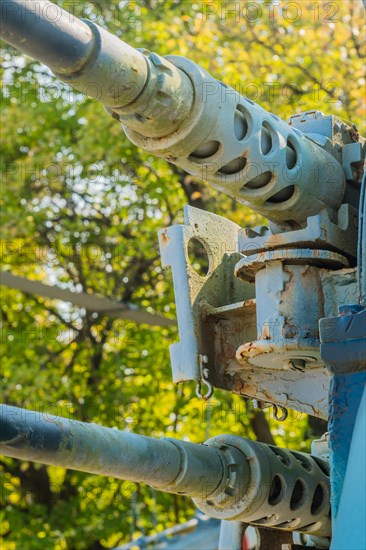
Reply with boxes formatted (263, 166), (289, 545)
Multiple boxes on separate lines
(0, 405), (226, 498)
(1, 405), (332, 536)
(0, 0), (346, 225)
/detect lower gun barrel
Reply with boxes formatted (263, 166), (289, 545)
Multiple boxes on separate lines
(0, 405), (226, 498)
(0, 405), (331, 536)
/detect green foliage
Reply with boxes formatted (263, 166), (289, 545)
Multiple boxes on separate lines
(0, 0), (364, 548)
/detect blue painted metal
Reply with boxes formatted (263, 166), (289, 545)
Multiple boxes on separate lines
(320, 303), (366, 547)
(331, 387), (366, 549)
(328, 372), (366, 516)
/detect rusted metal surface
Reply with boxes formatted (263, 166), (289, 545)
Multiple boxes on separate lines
(234, 250), (347, 375)
(206, 297), (330, 418)
(238, 206), (359, 265)
(160, 206), (360, 418)
(235, 249), (349, 282)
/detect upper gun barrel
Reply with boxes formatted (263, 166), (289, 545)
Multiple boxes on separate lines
(1, 0), (346, 224)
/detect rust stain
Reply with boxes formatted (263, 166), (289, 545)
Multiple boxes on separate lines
(243, 299), (256, 308)
(261, 324), (271, 340)
(267, 234), (286, 247)
(160, 229), (171, 247)
(301, 265), (312, 277)
(236, 341), (276, 360)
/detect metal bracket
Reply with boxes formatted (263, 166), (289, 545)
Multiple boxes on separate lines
(158, 206), (360, 418)
(159, 205), (251, 385)
(238, 205), (359, 262)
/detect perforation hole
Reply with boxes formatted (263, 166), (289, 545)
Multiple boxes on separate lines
(290, 451), (313, 472)
(261, 122), (274, 155)
(190, 140), (220, 160)
(266, 185), (295, 204)
(245, 171), (273, 190)
(290, 480), (305, 510)
(188, 238), (210, 277)
(218, 156), (247, 175)
(311, 484), (325, 515)
(234, 106), (249, 140)
(312, 456), (330, 476)
(268, 445), (291, 466)
(268, 475), (283, 506)
(286, 137), (298, 169)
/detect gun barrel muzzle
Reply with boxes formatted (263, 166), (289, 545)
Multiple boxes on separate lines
(0, 0), (149, 107)
(0, 0), (97, 75)
(0, 0), (194, 137)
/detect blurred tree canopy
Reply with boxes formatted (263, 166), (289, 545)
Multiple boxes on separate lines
(0, 0), (365, 548)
